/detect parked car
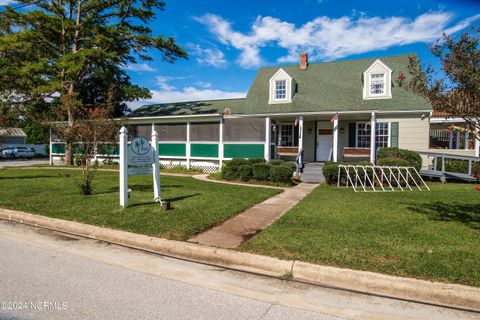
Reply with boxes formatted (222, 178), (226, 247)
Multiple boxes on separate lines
(1, 146), (34, 159)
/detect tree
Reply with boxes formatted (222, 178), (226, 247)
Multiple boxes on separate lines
(54, 106), (119, 194)
(0, 0), (187, 164)
(407, 28), (480, 142)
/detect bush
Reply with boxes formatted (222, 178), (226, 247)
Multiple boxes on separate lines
(237, 165), (253, 181)
(435, 159), (480, 176)
(323, 161), (371, 185)
(253, 163), (271, 180)
(377, 158), (411, 167)
(248, 158), (266, 164)
(377, 147), (422, 171)
(221, 158), (250, 180)
(269, 165), (293, 183)
(268, 160), (285, 166)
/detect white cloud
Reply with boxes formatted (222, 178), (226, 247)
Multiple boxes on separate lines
(0, 1), (16, 5)
(188, 44), (227, 68)
(127, 77), (245, 110)
(124, 63), (157, 72)
(196, 12), (480, 68)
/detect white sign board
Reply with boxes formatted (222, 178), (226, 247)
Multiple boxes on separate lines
(119, 127), (161, 208)
(128, 137), (153, 167)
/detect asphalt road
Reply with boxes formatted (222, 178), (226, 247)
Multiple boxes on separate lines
(0, 220), (478, 320)
(0, 159), (49, 168)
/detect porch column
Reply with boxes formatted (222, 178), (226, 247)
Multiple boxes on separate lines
(448, 130), (453, 149)
(464, 131), (469, 151)
(456, 131), (461, 150)
(219, 118), (224, 168)
(264, 117), (271, 161)
(186, 121), (191, 169)
(475, 127), (480, 157)
(332, 115), (339, 162)
(370, 112), (376, 164)
(49, 126), (53, 166)
(298, 116), (304, 151)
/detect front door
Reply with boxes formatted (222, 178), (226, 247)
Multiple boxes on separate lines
(316, 127), (333, 162)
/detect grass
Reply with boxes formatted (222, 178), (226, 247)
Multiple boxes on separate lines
(242, 183), (480, 287)
(0, 168), (279, 241)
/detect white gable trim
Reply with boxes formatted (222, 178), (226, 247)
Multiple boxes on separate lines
(363, 59), (393, 100)
(269, 68), (294, 104)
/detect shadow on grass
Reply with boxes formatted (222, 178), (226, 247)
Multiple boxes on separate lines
(128, 193), (200, 208)
(0, 175), (62, 180)
(95, 184), (184, 195)
(408, 201), (480, 230)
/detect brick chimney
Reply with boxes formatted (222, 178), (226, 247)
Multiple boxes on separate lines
(300, 52), (308, 70)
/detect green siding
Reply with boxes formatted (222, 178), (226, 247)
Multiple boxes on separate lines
(159, 143), (186, 157)
(51, 143), (66, 154)
(391, 122), (399, 147)
(191, 144), (218, 158)
(224, 144), (264, 158)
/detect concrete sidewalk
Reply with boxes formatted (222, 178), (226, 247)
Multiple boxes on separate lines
(189, 183), (318, 249)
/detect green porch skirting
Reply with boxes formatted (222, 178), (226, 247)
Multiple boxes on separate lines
(191, 144), (218, 158)
(158, 143), (186, 157)
(224, 144), (264, 158)
(51, 143), (66, 154)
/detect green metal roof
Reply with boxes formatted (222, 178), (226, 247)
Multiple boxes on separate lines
(130, 54), (431, 118)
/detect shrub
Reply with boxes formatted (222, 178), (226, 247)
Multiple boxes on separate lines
(248, 158), (266, 164)
(435, 159), (480, 176)
(269, 160), (285, 166)
(323, 161), (371, 185)
(253, 163), (271, 180)
(377, 147), (422, 171)
(269, 165), (293, 183)
(237, 165), (253, 181)
(377, 158), (411, 167)
(221, 158), (251, 180)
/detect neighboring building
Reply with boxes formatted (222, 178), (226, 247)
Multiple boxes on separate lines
(0, 128), (27, 145)
(50, 53), (480, 171)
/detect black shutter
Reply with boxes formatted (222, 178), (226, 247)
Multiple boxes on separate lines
(348, 122), (356, 147)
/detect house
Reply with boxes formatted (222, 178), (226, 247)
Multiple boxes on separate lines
(0, 128), (27, 145)
(50, 53), (480, 174)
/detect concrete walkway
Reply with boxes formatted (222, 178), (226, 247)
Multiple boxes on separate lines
(189, 182), (318, 249)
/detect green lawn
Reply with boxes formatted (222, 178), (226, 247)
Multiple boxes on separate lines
(0, 168), (279, 240)
(242, 183), (480, 287)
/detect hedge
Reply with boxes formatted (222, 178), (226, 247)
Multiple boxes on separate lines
(269, 165), (293, 183)
(253, 163), (271, 180)
(377, 158), (411, 168)
(221, 158), (293, 183)
(435, 158), (480, 177)
(323, 161), (370, 185)
(377, 147), (422, 171)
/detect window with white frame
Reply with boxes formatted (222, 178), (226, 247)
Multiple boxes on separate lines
(370, 73), (385, 95)
(275, 80), (286, 100)
(280, 124), (294, 146)
(356, 122), (390, 148)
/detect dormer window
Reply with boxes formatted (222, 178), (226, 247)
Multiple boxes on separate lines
(370, 74), (385, 95)
(363, 59), (392, 100)
(269, 68), (295, 104)
(275, 80), (286, 100)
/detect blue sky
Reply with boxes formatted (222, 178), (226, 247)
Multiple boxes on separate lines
(3, 0), (480, 108)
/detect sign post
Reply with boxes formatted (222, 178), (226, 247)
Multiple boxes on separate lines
(119, 126), (163, 208)
(119, 126), (128, 208)
(151, 127), (161, 202)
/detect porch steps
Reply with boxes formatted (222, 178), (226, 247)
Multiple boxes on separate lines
(300, 162), (325, 184)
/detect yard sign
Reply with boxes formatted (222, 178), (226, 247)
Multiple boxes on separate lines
(119, 126), (161, 208)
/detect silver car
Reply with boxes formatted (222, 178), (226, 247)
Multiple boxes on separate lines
(1, 146), (34, 159)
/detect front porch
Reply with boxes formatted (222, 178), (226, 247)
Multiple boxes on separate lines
(267, 112), (394, 164)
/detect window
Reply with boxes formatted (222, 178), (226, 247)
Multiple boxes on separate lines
(275, 80), (286, 100)
(370, 73), (385, 95)
(280, 124), (295, 146)
(356, 122), (390, 148)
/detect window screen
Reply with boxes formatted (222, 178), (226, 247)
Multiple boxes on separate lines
(156, 124), (187, 141)
(128, 125), (152, 140)
(223, 118), (265, 142)
(190, 122), (219, 141)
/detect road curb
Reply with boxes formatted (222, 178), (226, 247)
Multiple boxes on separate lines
(1, 208), (479, 312)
